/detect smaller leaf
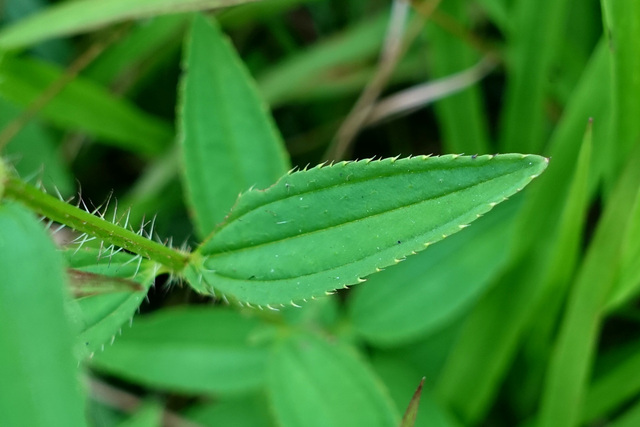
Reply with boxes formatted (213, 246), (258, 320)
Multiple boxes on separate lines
(64, 248), (156, 359)
(90, 307), (271, 394)
(179, 14), (290, 238)
(400, 378), (425, 427)
(268, 332), (398, 427)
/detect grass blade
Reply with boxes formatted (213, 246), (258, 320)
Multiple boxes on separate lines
(0, 0), (261, 50)
(499, 0), (571, 153)
(601, 0), (640, 187)
(537, 143), (640, 427)
(435, 42), (608, 423)
(606, 191), (640, 309)
(426, 0), (490, 154)
(0, 55), (173, 155)
(256, 13), (389, 107)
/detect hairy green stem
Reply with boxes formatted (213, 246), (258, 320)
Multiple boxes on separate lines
(3, 176), (190, 271)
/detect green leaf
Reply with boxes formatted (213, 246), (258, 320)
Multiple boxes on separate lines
(499, 0), (571, 153)
(64, 248), (156, 359)
(0, 202), (86, 427)
(426, 0), (490, 154)
(219, 0), (322, 29)
(186, 154), (547, 307)
(537, 143), (640, 427)
(606, 190), (640, 309)
(349, 200), (518, 345)
(434, 42), (609, 424)
(601, 0), (640, 187)
(0, 55), (173, 155)
(0, 0), (263, 50)
(90, 307), (270, 394)
(509, 119), (593, 413)
(268, 332), (398, 427)
(179, 14), (290, 238)
(84, 14), (188, 88)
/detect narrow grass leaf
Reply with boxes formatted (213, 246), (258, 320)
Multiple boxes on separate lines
(511, 119), (593, 413)
(85, 14), (188, 87)
(179, 14), (290, 238)
(268, 332), (398, 427)
(601, 0), (640, 186)
(90, 307), (270, 394)
(0, 202), (86, 427)
(187, 154), (547, 307)
(349, 200), (518, 346)
(435, 42), (609, 424)
(606, 192), (640, 309)
(64, 248), (156, 359)
(0, 55), (173, 155)
(537, 143), (640, 427)
(0, 0), (261, 49)
(256, 13), (388, 107)
(499, 0), (571, 153)
(426, 0), (490, 154)
(2, 0), (73, 63)
(219, 0), (322, 29)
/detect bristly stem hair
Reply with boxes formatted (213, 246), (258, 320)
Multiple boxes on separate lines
(3, 175), (190, 272)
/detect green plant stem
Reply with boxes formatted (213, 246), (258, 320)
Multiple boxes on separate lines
(3, 176), (190, 272)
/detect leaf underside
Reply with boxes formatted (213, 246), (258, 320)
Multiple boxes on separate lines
(186, 154), (548, 307)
